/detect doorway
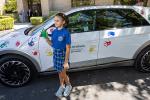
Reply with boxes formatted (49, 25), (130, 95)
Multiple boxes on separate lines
(27, 0), (42, 21)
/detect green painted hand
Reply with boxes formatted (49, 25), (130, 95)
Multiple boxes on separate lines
(41, 29), (48, 38)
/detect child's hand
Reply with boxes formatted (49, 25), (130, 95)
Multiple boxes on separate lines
(63, 62), (69, 70)
(45, 37), (52, 46)
(41, 29), (48, 38)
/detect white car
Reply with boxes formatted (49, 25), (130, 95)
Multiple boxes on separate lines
(0, 5), (150, 87)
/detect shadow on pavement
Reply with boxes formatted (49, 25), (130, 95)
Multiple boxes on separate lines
(0, 66), (150, 100)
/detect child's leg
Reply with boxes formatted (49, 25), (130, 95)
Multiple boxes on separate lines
(62, 69), (72, 97)
(62, 69), (71, 85)
(58, 72), (65, 87)
(55, 72), (65, 97)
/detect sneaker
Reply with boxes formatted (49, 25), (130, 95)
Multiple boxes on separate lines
(55, 86), (65, 98)
(63, 84), (72, 97)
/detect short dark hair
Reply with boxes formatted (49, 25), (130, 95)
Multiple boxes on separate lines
(55, 13), (69, 27)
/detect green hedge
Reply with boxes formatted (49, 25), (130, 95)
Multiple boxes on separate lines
(0, 16), (14, 31)
(5, 12), (20, 22)
(0, 16), (11, 19)
(30, 11), (58, 25)
(30, 17), (43, 25)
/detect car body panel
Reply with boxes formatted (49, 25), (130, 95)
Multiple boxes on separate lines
(133, 6), (150, 23)
(0, 6), (150, 73)
(0, 49), (41, 72)
(0, 28), (42, 72)
(97, 26), (150, 64)
(39, 30), (100, 71)
(0, 28), (31, 49)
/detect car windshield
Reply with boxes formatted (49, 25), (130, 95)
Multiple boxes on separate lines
(28, 15), (55, 36)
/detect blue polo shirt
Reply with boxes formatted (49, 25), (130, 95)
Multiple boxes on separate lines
(48, 27), (71, 49)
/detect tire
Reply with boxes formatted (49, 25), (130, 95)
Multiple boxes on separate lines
(135, 46), (150, 72)
(0, 54), (38, 87)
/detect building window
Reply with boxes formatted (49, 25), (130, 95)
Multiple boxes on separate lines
(71, 0), (95, 7)
(27, 0), (42, 16)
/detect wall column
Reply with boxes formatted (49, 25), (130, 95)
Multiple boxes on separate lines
(0, 0), (6, 15)
(41, 0), (51, 16)
(52, 0), (71, 11)
(147, 0), (150, 6)
(17, 0), (28, 22)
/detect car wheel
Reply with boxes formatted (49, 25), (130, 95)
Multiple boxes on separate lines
(0, 55), (37, 87)
(135, 46), (150, 72)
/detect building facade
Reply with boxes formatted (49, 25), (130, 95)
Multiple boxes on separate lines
(1, 0), (150, 22)
(16, 0), (150, 16)
(16, 0), (114, 17)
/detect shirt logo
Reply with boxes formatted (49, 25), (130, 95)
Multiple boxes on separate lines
(58, 36), (64, 41)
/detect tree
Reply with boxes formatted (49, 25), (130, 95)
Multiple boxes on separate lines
(4, 0), (17, 13)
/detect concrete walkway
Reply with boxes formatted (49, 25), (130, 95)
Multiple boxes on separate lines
(0, 23), (32, 37)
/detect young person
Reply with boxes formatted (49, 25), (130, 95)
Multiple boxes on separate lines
(45, 13), (72, 98)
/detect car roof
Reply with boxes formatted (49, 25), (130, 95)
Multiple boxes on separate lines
(71, 5), (146, 10)
(64, 5), (145, 14)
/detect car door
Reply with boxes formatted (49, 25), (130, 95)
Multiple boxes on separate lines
(38, 9), (100, 71)
(96, 8), (150, 64)
(67, 10), (99, 68)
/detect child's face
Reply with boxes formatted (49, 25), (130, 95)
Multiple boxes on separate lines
(54, 16), (65, 28)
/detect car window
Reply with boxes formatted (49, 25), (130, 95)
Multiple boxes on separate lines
(96, 9), (150, 30)
(121, 9), (150, 26)
(67, 10), (96, 33)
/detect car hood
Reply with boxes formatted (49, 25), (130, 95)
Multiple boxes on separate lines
(0, 27), (31, 50)
(0, 27), (29, 38)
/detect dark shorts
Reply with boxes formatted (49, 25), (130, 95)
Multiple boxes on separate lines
(53, 48), (70, 72)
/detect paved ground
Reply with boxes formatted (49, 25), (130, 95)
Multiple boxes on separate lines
(0, 66), (150, 100)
